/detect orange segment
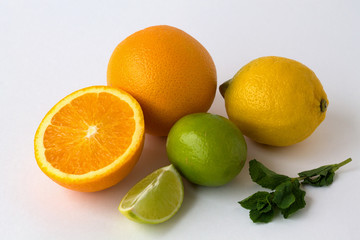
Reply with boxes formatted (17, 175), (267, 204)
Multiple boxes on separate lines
(34, 86), (145, 192)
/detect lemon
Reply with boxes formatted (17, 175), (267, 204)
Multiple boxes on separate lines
(119, 164), (184, 224)
(220, 56), (328, 147)
(166, 113), (247, 187)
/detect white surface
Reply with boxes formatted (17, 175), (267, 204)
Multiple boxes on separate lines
(1, 0), (359, 239)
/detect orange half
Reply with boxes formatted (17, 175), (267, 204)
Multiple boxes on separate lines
(34, 86), (145, 192)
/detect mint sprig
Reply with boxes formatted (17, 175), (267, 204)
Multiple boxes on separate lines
(239, 158), (351, 223)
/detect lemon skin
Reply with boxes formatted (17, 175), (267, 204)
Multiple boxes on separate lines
(221, 56), (328, 147)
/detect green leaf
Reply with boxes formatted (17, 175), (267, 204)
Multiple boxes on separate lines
(249, 159), (290, 190)
(272, 181), (296, 209)
(239, 158), (351, 223)
(257, 199), (272, 213)
(279, 180), (306, 218)
(238, 191), (271, 210)
(302, 171), (335, 186)
(239, 191), (275, 223)
(249, 209), (275, 223)
(298, 158), (352, 187)
(298, 165), (334, 186)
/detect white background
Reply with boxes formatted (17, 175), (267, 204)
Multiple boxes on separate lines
(1, 1), (359, 239)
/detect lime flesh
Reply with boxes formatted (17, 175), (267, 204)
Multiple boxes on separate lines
(119, 164), (184, 224)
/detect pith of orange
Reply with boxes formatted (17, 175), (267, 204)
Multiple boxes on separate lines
(34, 86), (145, 192)
(107, 25), (217, 136)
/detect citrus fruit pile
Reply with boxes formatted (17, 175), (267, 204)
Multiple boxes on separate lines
(34, 25), (329, 224)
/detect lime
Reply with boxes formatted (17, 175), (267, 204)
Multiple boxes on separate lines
(119, 164), (184, 224)
(166, 113), (247, 187)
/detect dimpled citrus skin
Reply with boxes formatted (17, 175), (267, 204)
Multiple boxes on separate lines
(107, 25), (217, 136)
(223, 56), (328, 147)
(166, 113), (247, 187)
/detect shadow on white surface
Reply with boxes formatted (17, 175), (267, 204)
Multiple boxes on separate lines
(39, 134), (200, 233)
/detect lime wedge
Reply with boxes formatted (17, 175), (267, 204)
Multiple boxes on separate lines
(119, 164), (184, 224)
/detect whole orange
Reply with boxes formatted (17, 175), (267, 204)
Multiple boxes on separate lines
(107, 25), (217, 136)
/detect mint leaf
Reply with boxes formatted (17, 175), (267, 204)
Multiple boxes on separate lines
(257, 198), (272, 213)
(298, 158), (352, 187)
(272, 181), (296, 209)
(239, 191), (270, 210)
(249, 159), (290, 190)
(239, 191), (275, 223)
(249, 208), (275, 223)
(279, 180), (306, 218)
(300, 167), (335, 186)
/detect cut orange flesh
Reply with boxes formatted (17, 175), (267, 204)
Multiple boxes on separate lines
(34, 86), (145, 192)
